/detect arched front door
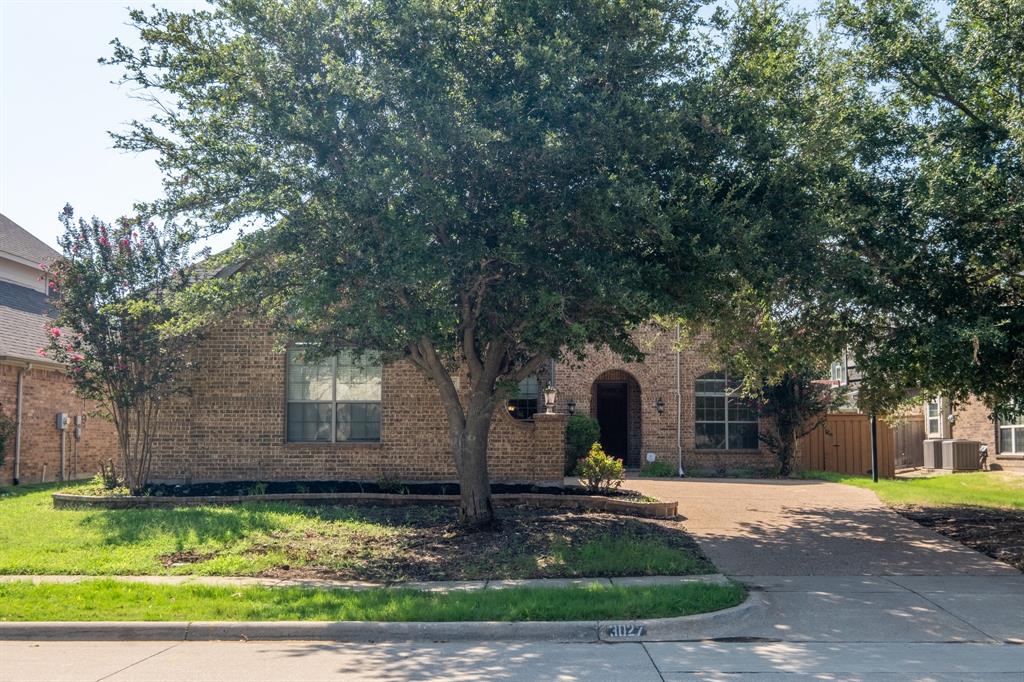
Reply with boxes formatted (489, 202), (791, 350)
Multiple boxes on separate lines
(595, 381), (628, 460)
(591, 370), (642, 467)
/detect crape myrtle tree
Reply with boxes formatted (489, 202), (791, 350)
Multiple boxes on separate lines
(44, 206), (197, 494)
(106, 0), (740, 526)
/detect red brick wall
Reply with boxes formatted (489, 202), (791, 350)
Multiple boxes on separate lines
(951, 398), (1023, 473)
(149, 323), (567, 484)
(0, 363), (119, 485)
(553, 325), (774, 472)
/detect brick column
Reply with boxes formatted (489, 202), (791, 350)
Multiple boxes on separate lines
(532, 413), (568, 485)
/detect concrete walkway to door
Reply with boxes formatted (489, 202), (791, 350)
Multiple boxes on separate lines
(627, 477), (1018, 576)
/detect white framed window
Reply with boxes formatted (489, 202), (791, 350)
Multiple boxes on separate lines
(926, 399), (942, 436)
(830, 360), (847, 386)
(695, 372), (759, 450)
(286, 348), (382, 442)
(507, 376), (540, 420)
(999, 412), (1024, 454)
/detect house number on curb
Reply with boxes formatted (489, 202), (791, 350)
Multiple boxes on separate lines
(605, 624), (647, 638)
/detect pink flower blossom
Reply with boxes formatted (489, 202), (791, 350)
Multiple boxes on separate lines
(49, 327), (61, 338)
(36, 348), (48, 358)
(69, 352), (85, 362)
(98, 236), (110, 247)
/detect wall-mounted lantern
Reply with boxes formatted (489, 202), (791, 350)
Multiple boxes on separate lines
(655, 397), (665, 415)
(566, 399), (576, 416)
(544, 385), (557, 414)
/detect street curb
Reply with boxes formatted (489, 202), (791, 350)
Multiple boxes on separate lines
(0, 593), (762, 643)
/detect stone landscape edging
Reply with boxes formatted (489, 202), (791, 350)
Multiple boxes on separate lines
(0, 591), (761, 643)
(51, 491), (677, 518)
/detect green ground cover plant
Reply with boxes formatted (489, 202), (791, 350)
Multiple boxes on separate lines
(0, 580), (744, 622)
(0, 483), (712, 579)
(798, 471), (1024, 510)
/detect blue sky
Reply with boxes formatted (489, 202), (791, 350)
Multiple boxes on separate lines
(2, 0), (827, 253)
(0, 0), (220, 251)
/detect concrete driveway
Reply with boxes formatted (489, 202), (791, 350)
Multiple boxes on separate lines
(628, 477), (1018, 576)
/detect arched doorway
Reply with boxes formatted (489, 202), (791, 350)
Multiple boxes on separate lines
(590, 370), (642, 467)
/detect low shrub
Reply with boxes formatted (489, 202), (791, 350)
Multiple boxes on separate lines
(565, 414), (601, 475)
(640, 460), (675, 477)
(576, 443), (624, 494)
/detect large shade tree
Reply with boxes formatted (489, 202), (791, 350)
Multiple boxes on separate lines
(688, 0), (1022, 422)
(107, 0), (744, 526)
(822, 0), (1024, 415)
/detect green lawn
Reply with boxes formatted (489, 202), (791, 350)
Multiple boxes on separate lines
(0, 580), (744, 622)
(798, 471), (1024, 509)
(0, 483), (712, 579)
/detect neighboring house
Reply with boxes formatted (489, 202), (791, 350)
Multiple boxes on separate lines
(828, 348), (1022, 473)
(921, 396), (1023, 473)
(0, 214), (117, 485)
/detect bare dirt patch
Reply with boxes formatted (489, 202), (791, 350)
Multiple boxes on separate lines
(251, 506), (712, 582)
(897, 506), (1024, 572)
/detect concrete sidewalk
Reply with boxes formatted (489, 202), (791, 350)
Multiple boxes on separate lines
(628, 477), (1018, 575)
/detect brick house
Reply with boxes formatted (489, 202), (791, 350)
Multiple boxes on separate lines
(921, 396), (1023, 473)
(0, 214), (118, 485)
(145, 312), (774, 485)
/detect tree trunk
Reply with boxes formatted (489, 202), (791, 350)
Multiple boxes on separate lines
(451, 398), (496, 529)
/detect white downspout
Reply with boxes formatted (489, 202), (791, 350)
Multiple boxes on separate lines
(676, 323), (684, 477)
(13, 364), (30, 485)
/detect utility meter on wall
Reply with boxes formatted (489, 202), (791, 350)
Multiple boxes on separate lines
(55, 412), (69, 431)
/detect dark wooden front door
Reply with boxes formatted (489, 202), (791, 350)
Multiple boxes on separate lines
(595, 382), (628, 461)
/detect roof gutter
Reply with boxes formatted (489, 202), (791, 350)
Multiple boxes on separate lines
(0, 355), (64, 371)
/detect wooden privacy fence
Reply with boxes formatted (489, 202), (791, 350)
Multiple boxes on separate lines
(796, 413), (901, 479)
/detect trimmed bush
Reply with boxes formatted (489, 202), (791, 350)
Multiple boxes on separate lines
(640, 460), (675, 477)
(565, 414), (601, 475)
(576, 443), (624, 494)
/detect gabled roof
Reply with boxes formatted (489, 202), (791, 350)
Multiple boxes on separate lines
(0, 213), (60, 267)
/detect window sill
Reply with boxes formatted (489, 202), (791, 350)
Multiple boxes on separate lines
(693, 448), (763, 454)
(995, 453), (1024, 460)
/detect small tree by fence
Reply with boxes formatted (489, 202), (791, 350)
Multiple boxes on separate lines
(44, 206), (198, 494)
(756, 370), (848, 477)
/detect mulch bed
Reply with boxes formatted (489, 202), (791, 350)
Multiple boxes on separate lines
(141, 480), (650, 500)
(896, 506), (1024, 572)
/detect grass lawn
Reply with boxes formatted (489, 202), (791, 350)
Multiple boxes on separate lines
(0, 580), (744, 622)
(798, 471), (1024, 510)
(0, 483), (713, 580)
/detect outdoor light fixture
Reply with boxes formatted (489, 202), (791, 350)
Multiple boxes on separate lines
(507, 403), (516, 414)
(655, 397), (665, 414)
(566, 399), (576, 416)
(544, 385), (557, 414)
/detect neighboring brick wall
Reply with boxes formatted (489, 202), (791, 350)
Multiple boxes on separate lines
(0, 362), (119, 485)
(149, 322), (567, 484)
(553, 325), (774, 472)
(951, 398), (1023, 473)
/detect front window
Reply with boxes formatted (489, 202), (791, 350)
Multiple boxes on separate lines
(286, 348), (382, 442)
(926, 399), (942, 436)
(507, 376), (540, 420)
(999, 412), (1024, 454)
(695, 372), (758, 450)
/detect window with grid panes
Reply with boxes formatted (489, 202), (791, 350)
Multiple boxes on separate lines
(694, 372), (758, 450)
(286, 349), (382, 442)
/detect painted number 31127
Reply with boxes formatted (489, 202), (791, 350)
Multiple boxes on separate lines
(605, 624), (647, 638)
